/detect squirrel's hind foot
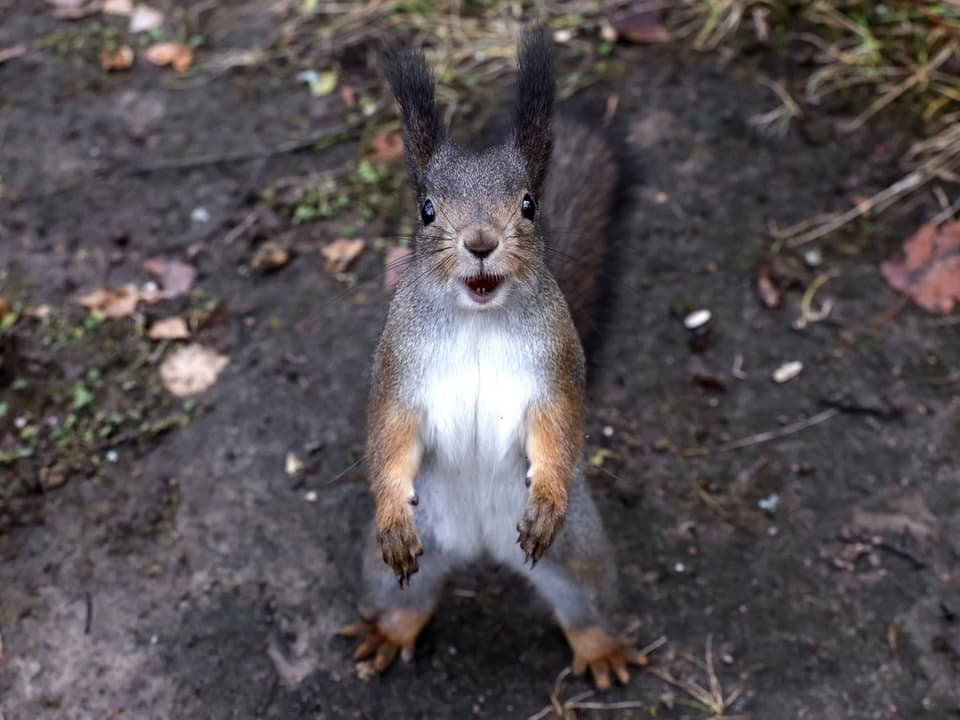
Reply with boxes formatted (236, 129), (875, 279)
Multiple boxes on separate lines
(340, 607), (433, 676)
(562, 624), (648, 690)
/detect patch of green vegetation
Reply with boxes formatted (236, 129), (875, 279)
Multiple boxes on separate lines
(264, 142), (413, 235)
(0, 289), (201, 529)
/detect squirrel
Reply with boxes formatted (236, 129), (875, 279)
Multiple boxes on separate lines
(340, 26), (645, 689)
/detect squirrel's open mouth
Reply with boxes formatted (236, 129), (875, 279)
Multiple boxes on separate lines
(463, 273), (504, 304)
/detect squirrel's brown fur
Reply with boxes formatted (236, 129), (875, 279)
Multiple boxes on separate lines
(342, 27), (644, 689)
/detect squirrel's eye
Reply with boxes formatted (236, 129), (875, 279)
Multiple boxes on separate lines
(421, 199), (436, 225)
(521, 194), (536, 220)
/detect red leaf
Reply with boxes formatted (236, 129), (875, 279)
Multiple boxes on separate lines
(881, 221), (960, 314)
(144, 257), (196, 297)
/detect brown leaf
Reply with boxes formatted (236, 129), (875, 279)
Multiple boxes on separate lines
(881, 221), (960, 314)
(144, 257), (196, 297)
(607, 7), (669, 44)
(147, 316), (190, 340)
(250, 241), (289, 273)
(74, 284), (140, 319)
(145, 42), (193, 72)
(99, 45), (135, 72)
(0, 44), (27, 65)
(757, 266), (781, 308)
(372, 128), (404, 163)
(160, 344), (229, 397)
(384, 245), (413, 290)
(322, 238), (365, 274)
(0, 296), (10, 318)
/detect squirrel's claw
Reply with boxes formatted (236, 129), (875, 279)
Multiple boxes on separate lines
(377, 518), (423, 587)
(516, 495), (565, 564)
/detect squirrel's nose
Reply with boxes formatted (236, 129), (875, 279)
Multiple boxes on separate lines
(462, 228), (499, 259)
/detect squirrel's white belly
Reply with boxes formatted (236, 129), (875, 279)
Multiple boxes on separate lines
(413, 323), (538, 564)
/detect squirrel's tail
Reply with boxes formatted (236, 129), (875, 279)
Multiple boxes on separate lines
(542, 116), (618, 341)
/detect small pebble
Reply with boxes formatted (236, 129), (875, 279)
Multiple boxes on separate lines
(757, 493), (779, 513)
(683, 308), (711, 331)
(304, 490), (318, 503)
(772, 360), (803, 384)
(721, 652), (734, 665)
(190, 207), (210, 224)
(767, 525), (779, 537)
(804, 248), (823, 267)
(150, 635), (159, 645)
(673, 562), (686, 573)
(602, 425), (614, 438)
(105, 450), (119, 463)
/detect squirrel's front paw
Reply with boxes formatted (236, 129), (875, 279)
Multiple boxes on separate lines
(377, 516), (423, 587)
(516, 492), (566, 565)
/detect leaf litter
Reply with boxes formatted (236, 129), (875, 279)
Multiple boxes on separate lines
(882, 220), (960, 314)
(145, 42), (194, 73)
(143, 257), (197, 297)
(147, 316), (190, 340)
(160, 344), (229, 397)
(322, 239), (365, 274)
(74, 284), (140, 319)
(99, 45), (135, 72)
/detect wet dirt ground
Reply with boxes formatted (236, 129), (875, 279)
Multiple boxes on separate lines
(1, 3), (959, 719)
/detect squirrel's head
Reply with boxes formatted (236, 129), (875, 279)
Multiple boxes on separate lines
(384, 27), (554, 311)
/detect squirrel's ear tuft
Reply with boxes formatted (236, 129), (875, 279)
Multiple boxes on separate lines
(383, 46), (444, 186)
(513, 25), (555, 195)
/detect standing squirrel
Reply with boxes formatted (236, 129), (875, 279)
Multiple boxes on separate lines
(341, 26), (645, 689)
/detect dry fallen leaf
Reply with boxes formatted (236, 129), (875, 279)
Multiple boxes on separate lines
(147, 316), (190, 340)
(145, 41), (193, 72)
(882, 220), (960, 314)
(144, 257), (196, 297)
(128, 3), (164, 33)
(323, 238), (365, 274)
(101, 0), (133, 14)
(160, 344), (229, 397)
(250, 241), (289, 273)
(99, 45), (134, 72)
(74, 284), (140, 319)
(384, 245), (413, 290)
(372, 128), (404, 163)
(0, 296), (10, 318)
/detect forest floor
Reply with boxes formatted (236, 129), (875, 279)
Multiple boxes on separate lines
(1, 2), (958, 719)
